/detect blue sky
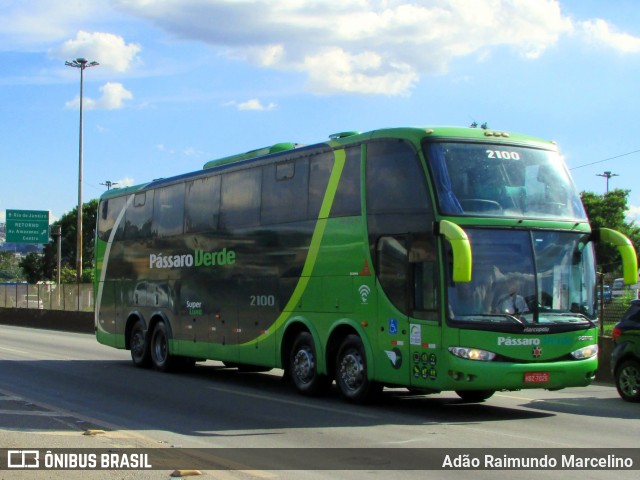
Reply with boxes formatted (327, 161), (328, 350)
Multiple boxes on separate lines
(1, 0), (640, 224)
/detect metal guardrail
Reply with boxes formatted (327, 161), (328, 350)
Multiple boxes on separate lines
(0, 283), (93, 312)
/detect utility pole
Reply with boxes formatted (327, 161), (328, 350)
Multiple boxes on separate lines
(65, 57), (99, 286)
(596, 171), (618, 194)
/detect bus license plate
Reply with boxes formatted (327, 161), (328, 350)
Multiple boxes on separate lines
(524, 372), (549, 383)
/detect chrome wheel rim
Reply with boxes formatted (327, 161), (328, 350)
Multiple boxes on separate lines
(339, 351), (364, 391)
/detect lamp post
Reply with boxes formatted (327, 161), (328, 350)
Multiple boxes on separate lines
(65, 57), (99, 284)
(596, 171), (618, 194)
(50, 225), (62, 308)
(100, 180), (119, 190)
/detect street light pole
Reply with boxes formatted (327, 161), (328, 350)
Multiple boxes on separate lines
(65, 58), (99, 284)
(596, 171), (618, 194)
(100, 180), (119, 190)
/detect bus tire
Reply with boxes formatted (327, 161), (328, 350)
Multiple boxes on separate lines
(455, 390), (495, 402)
(290, 332), (330, 396)
(615, 359), (640, 402)
(150, 321), (174, 372)
(335, 334), (381, 403)
(130, 319), (151, 368)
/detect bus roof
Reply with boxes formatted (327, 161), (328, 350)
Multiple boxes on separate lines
(98, 126), (557, 201)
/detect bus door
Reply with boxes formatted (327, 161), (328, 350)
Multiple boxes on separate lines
(407, 233), (441, 390)
(376, 233), (440, 388)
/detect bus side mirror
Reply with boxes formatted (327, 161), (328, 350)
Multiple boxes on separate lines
(438, 220), (472, 283)
(593, 228), (638, 285)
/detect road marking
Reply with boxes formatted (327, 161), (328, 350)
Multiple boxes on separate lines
(0, 409), (68, 416)
(207, 385), (379, 419)
(0, 345), (30, 355)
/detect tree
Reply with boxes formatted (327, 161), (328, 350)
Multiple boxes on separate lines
(581, 189), (640, 276)
(0, 251), (22, 281)
(19, 200), (98, 283)
(18, 253), (44, 284)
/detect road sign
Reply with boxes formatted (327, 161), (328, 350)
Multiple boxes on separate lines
(5, 209), (50, 244)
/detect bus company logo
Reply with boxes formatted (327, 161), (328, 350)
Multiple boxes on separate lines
(497, 336), (541, 346)
(532, 346), (542, 358)
(149, 248), (236, 269)
(358, 285), (371, 304)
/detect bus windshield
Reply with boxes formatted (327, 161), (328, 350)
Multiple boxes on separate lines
(447, 229), (596, 328)
(425, 142), (587, 220)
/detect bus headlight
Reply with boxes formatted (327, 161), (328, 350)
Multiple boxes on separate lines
(570, 344), (598, 359)
(448, 346), (496, 361)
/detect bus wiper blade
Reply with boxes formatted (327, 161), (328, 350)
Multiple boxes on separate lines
(455, 314), (525, 325)
(503, 313), (525, 325)
(544, 312), (596, 328)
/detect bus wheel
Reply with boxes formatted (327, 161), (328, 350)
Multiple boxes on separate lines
(290, 332), (330, 396)
(615, 359), (640, 402)
(455, 390), (495, 402)
(130, 320), (151, 368)
(150, 322), (174, 372)
(335, 335), (381, 403)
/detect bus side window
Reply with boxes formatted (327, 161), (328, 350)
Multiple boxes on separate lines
(98, 196), (126, 241)
(220, 168), (262, 229)
(410, 234), (439, 320)
(185, 175), (220, 233)
(331, 146), (362, 218)
(377, 235), (409, 315)
(152, 183), (185, 237)
(125, 191), (154, 240)
(366, 140), (431, 215)
(308, 152), (333, 219)
(261, 158), (309, 224)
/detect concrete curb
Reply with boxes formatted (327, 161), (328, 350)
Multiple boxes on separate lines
(0, 308), (93, 334)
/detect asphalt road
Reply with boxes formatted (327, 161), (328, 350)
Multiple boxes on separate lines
(0, 324), (638, 480)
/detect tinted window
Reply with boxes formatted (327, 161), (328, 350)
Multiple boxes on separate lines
(220, 168), (262, 228)
(331, 146), (361, 217)
(308, 152), (333, 219)
(125, 191), (154, 240)
(262, 158), (309, 224)
(377, 235), (408, 314)
(366, 140), (431, 214)
(98, 196), (126, 241)
(153, 183), (185, 237)
(185, 175), (220, 233)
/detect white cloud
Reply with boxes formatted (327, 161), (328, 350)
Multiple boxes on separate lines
(115, 176), (135, 188)
(65, 82), (133, 110)
(0, 1), (110, 49)
(626, 204), (640, 224)
(156, 144), (174, 154)
(237, 98), (277, 111)
(56, 31), (141, 72)
(115, 0), (575, 95)
(183, 147), (205, 157)
(579, 19), (640, 54)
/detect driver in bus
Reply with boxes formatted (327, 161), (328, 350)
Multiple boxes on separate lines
(496, 281), (529, 315)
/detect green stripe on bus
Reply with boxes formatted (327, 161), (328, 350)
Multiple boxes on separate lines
(241, 149), (347, 346)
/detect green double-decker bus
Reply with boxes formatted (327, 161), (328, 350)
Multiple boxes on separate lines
(95, 126), (637, 403)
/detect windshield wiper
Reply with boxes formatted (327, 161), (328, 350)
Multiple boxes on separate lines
(454, 314), (525, 325)
(502, 313), (525, 325)
(542, 312), (596, 328)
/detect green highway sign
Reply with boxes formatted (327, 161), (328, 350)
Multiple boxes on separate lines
(5, 209), (50, 244)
